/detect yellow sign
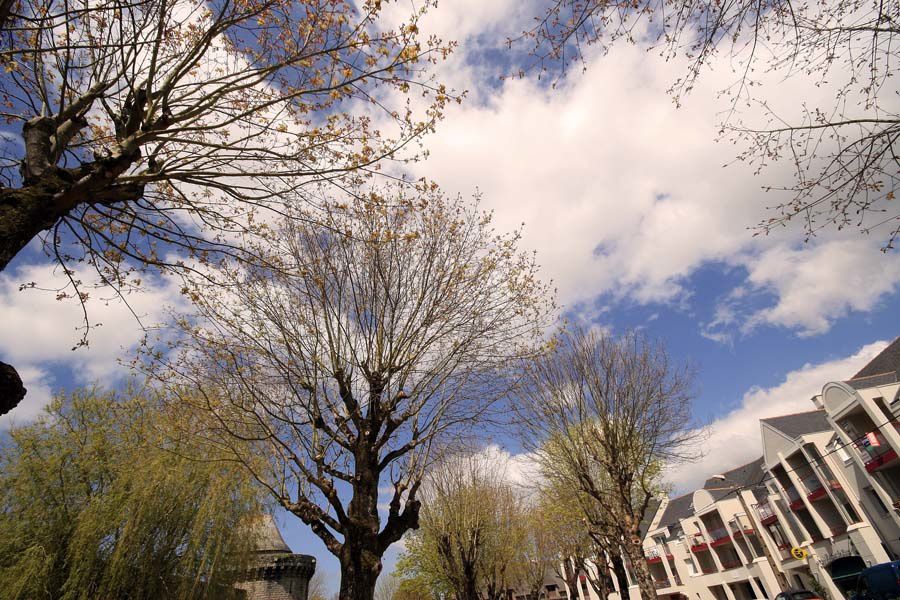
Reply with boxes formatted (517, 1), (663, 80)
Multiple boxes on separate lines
(791, 547), (808, 560)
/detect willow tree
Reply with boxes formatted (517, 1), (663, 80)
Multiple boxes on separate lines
(517, 328), (700, 600)
(0, 387), (262, 600)
(520, 0), (900, 249)
(152, 190), (553, 600)
(0, 0), (454, 411)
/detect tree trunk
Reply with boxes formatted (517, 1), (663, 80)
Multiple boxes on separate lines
(558, 558), (579, 600)
(610, 552), (630, 600)
(624, 536), (656, 600)
(0, 183), (69, 272)
(338, 542), (382, 600)
(339, 446), (383, 600)
(0, 360), (26, 415)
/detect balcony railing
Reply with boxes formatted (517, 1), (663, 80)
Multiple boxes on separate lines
(654, 579), (672, 590)
(720, 559), (743, 570)
(784, 486), (801, 502)
(830, 524), (848, 537)
(708, 527), (732, 546)
(854, 430), (900, 473)
(756, 503), (777, 524)
(783, 486), (806, 510)
(802, 475), (823, 496)
(689, 534), (709, 552)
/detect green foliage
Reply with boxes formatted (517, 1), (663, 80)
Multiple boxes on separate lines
(0, 386), (263, 600)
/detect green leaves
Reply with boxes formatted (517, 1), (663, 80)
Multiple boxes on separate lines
(0, 386), (263, 600)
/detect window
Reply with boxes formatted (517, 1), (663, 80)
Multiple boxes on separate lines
(754, 577), (769, 599)
(865, 487), (889, 515)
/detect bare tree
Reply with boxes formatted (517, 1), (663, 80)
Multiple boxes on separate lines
(518, 0), (900, 249)
(0, 0), (454, 411)
(403, 452), (527, 600)
(516, 328), (700, 600)
(514, 503), (557, 600)
(149, 191), (553, 600)
(375, 572), (401, 600)
(308, 571), (330, 600)
(533, 486), (610, 600)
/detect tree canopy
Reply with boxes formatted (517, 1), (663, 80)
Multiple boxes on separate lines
(0, 386), (264, 600)
(147, 189), (554, 600)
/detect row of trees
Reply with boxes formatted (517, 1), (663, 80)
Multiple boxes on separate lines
(395, 330), (702, 600)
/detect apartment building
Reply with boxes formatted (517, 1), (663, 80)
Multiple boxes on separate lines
(756, 409), (895, 598)
(563, 337), (900, 600)
(818, 337), (900, 543)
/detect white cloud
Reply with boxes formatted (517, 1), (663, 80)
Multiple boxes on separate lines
(736, 241), (900, 336)
(0, 262), (184, 427)
(394, 4), (900, 338)
(665, 340), (890, 491)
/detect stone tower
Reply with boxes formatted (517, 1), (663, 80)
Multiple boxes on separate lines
(234, 514), (317, 600)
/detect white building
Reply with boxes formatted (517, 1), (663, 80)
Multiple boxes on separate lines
(563, 337), (900, 600)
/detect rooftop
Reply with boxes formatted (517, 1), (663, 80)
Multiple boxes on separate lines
(761, 410), (830, 438)
(850, 337), (900, 385)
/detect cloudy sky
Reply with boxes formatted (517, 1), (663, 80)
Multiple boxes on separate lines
(2, 0), (900, 588)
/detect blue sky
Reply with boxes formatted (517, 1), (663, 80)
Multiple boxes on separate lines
(2, 0), (900, 592)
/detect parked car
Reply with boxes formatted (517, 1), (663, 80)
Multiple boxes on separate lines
(774, 589), (822, 600)
(854, 560), (900, 600)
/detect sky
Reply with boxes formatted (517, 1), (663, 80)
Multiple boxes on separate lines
(2, 0), (900, 591)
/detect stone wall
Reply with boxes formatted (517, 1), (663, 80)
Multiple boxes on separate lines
(234, 575), (310, 600)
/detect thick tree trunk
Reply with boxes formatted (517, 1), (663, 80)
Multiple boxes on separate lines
(339, 446), (384, 600)
(338, 541), (382, 600)
(0, 360), (26, 415)
(624, 536), (656, 600)
(0, 183), (70, 271)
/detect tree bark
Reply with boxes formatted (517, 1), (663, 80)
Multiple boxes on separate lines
(0, 360), (25, 415)
(624, 536), (656, 600)
(561, 560), (581, 600)
(610, 552), (630, 600)
(338, 446), (384, 600)
(338, 540), (382, 600)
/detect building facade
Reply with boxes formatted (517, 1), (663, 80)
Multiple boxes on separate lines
(561, 337), (900, 600)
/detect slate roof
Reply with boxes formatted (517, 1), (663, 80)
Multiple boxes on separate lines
(248, 513), (292, 554)
(761, 410), (830, 439)
(702, 456), (768, 503)
(851, 336), (900, 381)
(656, 493), (694, 529)
(638, 497), (663, 538)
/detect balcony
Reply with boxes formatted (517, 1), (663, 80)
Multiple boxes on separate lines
(654, 579), (673, 590)
(756, 503), (778, 525)
(689, 534), (709, 553)
(803, 476), (826, 501)
(645, 546), (672, 564)
(708, 527), (732, 547)
(720, 559), (743, 570)
(855, 431), (899, 473)
(784, 487), (807, 511)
